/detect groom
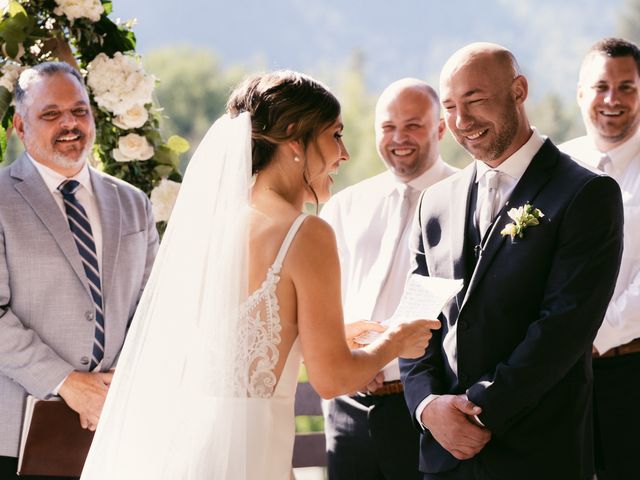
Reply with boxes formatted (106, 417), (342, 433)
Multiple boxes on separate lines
(400, 43), (624, 480)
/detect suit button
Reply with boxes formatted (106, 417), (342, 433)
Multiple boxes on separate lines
(85, 310), (94, 321)
(458, 321), (468, 331)
(80, 356), (90, 365)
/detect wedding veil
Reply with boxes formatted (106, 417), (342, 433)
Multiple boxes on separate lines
(81, 113), (253, 479)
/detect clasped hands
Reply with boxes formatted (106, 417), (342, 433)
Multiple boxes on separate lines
(58, 370), (113, 431)
(421, 394), (492, 460)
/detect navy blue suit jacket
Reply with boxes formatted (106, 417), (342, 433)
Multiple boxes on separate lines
(400, 140), (624, 480)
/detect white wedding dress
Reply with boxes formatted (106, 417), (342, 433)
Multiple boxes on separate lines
(81, 114), (310, 479)
(242, 213), (307, 480)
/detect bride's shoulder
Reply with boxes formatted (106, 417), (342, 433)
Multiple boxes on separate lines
(296, 215), (336, 246)
(285, 215), (338, 268)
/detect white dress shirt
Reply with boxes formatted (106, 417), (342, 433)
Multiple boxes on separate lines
(561, 129), (640, 354)
(321, 158), (457, 381)
(416, 128), (546, 426)
(474, 128), (545, 230)
(29, 155), (103, 274)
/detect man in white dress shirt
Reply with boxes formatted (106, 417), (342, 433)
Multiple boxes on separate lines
(560, 37), (640, 480)
(320, 78), (457, 480)
(0, 62), (158, 479)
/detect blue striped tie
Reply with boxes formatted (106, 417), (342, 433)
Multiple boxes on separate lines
(58, 180), (104, 370)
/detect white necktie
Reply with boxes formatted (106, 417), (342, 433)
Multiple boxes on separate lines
(478, 170), (501, 238)
(597, 153), (612, 174)
(361, 184), (415, 319)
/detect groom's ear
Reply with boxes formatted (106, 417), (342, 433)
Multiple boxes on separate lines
(511, 75), (528, 105)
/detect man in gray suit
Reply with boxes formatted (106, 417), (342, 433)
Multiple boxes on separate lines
(0, 62), (159, 479)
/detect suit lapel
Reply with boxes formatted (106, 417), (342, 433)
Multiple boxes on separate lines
(461, 139), (558, 310)
(11, 154), (92, 298)
(443, 164), (476, 315)
(450, 163), (476, 282)
(91, 169), (121, 305)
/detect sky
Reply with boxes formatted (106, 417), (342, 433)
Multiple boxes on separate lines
(112, 0), (626, 101)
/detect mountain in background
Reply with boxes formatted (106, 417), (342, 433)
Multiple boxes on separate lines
(113, 0), (624, 102)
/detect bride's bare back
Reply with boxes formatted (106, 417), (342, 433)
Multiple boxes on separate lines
(247, 194), (303, 393)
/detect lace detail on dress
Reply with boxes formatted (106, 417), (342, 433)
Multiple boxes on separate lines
(237, 213), (307, 398)
(239, 266), (282, 398)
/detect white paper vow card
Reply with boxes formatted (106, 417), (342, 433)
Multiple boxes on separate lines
(355, 275), (464, 344)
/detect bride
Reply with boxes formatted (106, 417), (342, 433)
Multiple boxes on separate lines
(81, 70), (439, 479)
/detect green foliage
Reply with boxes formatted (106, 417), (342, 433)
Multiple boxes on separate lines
(74, 15), (136, 62)
(0, 0), (188, 215)
(330, 51), (384, 193)
(528, 93), (584, 145)
(144, 47), (245, 164)
(295, 415), (325, 434)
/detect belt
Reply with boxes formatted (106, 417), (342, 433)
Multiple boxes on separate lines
(593, 337), (640, 358)
(368, 380), (404, 396)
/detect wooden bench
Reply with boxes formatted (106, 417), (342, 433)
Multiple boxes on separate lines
(293, 381), (327, 468)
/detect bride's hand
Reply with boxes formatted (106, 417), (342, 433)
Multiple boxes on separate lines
(345, 320), (386, 349)
(384, 319), (441, 359)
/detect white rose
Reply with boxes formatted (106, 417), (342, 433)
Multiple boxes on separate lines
(87, 52), (155, 116)
(112, 104), (149, 130)
(150, 179), (181, 222)
(0, 61), (25, 93)
(112, 133), (154, 162)
(53, 0), (104, 22)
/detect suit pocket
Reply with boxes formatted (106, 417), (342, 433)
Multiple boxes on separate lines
(122, 228), (145, 237)
(117, 231), (147, 286)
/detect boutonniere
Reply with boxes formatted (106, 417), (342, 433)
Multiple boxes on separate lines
(500, 203), (545, 240)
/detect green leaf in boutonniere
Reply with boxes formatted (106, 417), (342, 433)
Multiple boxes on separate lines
(500, 203), (545, 240)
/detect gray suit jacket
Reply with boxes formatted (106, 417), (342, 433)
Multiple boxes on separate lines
(0, 153), (159, 456)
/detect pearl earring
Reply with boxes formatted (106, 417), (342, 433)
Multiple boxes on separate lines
(293, 156), (301, 163)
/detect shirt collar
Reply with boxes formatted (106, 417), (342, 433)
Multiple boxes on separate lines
(475, 127), (546, 183)
(385, 156), (449, 194)
(603, 127), (640, 174)
(28, 153), (94, 196)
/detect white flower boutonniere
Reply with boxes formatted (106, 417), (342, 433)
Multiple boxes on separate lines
(500, 203), (545, 240)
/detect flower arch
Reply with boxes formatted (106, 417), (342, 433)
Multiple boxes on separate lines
(0, 0), (186, 229)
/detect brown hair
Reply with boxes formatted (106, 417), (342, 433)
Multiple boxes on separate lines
(226, 70), (341, 176)
(584, 37), (640, 75)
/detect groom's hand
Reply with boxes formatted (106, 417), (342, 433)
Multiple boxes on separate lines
(59, 370), (114, 431)
(421, 394), (491, 460)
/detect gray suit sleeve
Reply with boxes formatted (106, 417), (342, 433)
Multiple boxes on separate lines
(140, 194), (159, 298)
(0, 220), (74, 398)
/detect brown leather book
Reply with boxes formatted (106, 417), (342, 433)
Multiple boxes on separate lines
(17, 396), (94, 477)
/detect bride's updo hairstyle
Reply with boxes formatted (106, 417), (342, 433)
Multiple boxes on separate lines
(226, 70), (341, 176)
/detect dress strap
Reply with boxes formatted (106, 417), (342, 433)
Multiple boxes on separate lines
(272, 213), (308, 273)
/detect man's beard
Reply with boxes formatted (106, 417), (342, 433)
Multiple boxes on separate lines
(597, 114), (640, 145)
(482, 109), (518, 162)
(51, 140), (94, 169)
(458, 99), (520, 163)
(28, 129), (95, 169)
